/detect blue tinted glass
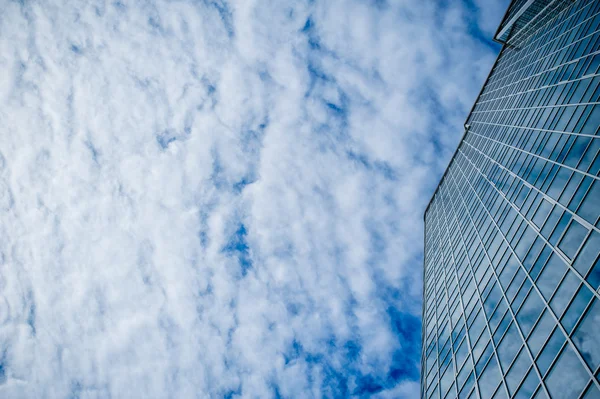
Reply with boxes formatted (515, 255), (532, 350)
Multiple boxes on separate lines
(578, 180), (599, 225)
(441, 362), (455, 397)
(498, 323), (522, 371)
(528, 311), (556, 358)
(530, 246), (552, 280)
(545, 345), (589, 399)
(572, 299), (600, 371)
(586, 257), (600, 290)
(558, 220), (589, 259)
(532, 387), (548, 399)
(582, 383), (600, 399)
(517, 290), (545, 336)
(536, 253), (567, 300)
(536, 328), (565, 376)
(506, 348), (532, 395)
(532, 199), (553, 228)
(479, 357), (502, 399)
(549, 213), (571, 245)
(513, 367), (540, 399)
(573, 231), (600, 277)
(523, 238), (544, 271)
(476, 340), (494, 376)
(581, 105), (600, 135)
(569, 177), (593, 212)
(561, 284), (594, 334)
(541, 207), (563, 238)
(457, 360), (473, 391)
(549, 271), (580, 317)
(459, 371), (475, 399)
(456, 339), (469, 368)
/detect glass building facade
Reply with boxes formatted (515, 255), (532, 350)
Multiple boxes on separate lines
(421, 0), (600, 398)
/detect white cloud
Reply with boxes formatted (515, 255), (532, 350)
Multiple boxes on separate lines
(473, 0), (513, 37)
(0, 0), (504, 397)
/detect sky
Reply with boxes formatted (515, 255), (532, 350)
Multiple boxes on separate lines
(0, 0), (509, 398)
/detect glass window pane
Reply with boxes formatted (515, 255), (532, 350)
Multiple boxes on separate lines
(536, 327), (565, 376)
(428, 382), (439, 399)
(491, 387), (507, 399)
(440, 362), (455, 397)
(517, 290), (544, 337)
(497, 323), (522, 371)
(573, 231), (600, 277)
(479, 357), (502, 399)
(582, 383), (600, 399)
(528, 310), (555, 357)
(459, 371), (474, 399)
(513, 367), (540, 399)
(549, 271), (580, 318)
(558, 220), (589, 259)
(561, 284), (593, 334)
(530, 246), (552, 280)
(532, 199), (552, 228)
(572, 299), (600, 371)
(456, 338), (469, 369)
(476, 340), (494, 376)
(457, 360), (472, 391)
(585, 256), (600, 290)
(578, 180), (599, 225)
(545, 345), (589, 399)
(532, 387), (548, 399)
(443, 382), (456, 399)
(490, 299), (508, 334)
(506, 348), (532, 395)
(536, 253), (567, 300)
(549, 213), (571, 245)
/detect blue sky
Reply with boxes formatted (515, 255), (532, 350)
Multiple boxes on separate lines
(0, 0), (508, 397)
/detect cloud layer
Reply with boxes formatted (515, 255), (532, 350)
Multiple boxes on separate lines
(0, 0), (507, 397)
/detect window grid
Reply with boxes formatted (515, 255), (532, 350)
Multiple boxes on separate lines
(453, 145), (600, 390)
(422, 0), (600, 398)
(448, 160), (550, 398)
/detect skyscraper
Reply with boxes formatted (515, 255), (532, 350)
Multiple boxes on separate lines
(421, 1), (600, 398)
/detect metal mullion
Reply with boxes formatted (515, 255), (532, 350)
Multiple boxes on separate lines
(461, 136), (600, 236)
(455, 148), (600, 392)
(439, 199), (482, 399)
(469, 129), (600, 182)
(441, 174), (511, 399)
(450, 155), (560, 397)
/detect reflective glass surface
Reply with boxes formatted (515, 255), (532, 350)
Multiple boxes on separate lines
(422, 0), (600, 398)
